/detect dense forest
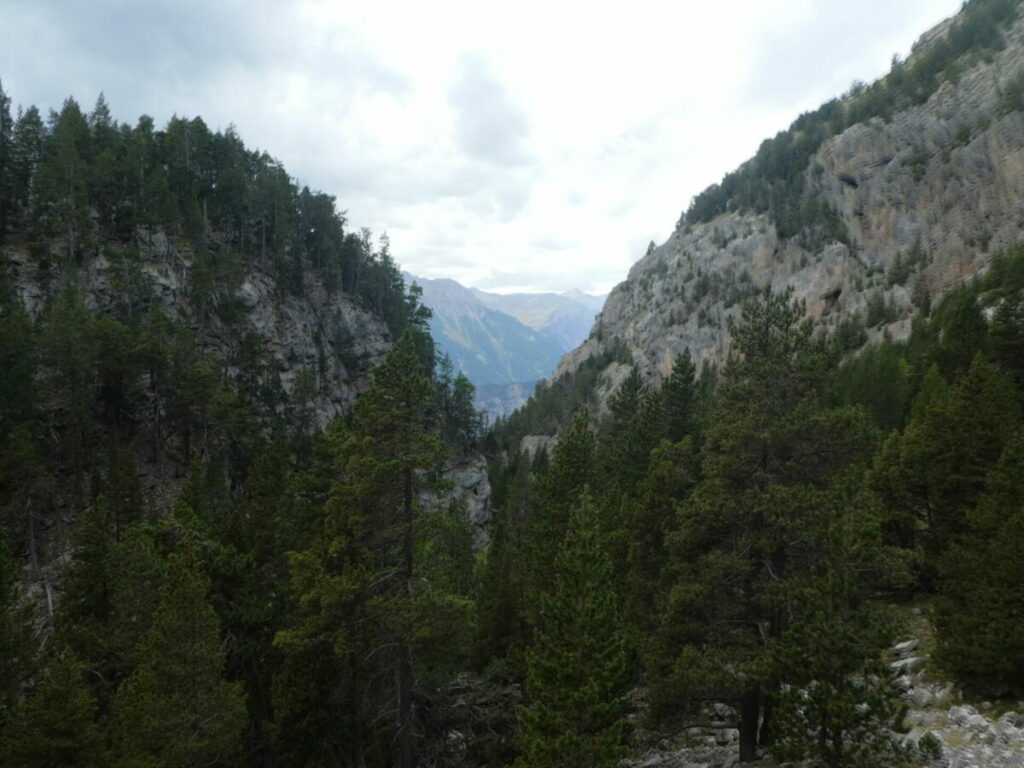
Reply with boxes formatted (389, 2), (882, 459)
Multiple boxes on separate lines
(0, 84), (486, 767)
(2, 2), (1024, 762)
(482, 247), (1024, 766)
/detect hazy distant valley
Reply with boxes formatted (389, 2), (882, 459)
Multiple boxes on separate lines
(407, 273), (604, 417)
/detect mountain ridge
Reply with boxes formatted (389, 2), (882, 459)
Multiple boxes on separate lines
(543, 0), (1024, 422)
(407, 272), (605, 416)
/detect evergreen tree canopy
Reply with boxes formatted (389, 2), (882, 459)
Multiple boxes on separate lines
(0, 528), (34, 732)
(0, 648), (106, 768)
(112, 535), (246, 768)
(275, 330), (465, 768)
(517, 495), (629, 768)
(651, 287), (877, 761)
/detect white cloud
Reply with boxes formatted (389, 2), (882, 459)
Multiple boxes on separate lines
(1, 0), (963, 294)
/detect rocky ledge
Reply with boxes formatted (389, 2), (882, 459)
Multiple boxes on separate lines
(624, 628), (1024, 768)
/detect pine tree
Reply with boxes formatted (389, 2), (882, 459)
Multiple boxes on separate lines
(0, 79), (12, 242)
(625, 438), (697, 641)
(35, 97), (93, 262)
(0, 528), (34, 732)
(445, 373), (482, 457)
(476, 451), (533, 667)
(522, 409), (594, 627)
(55, 503), (165, 704)
(40, 289), (97, 511)
(275, 330), (453, 768)
(1, 649), (106, 768)
(597, 387), (666, 577)
(990, 288), (1024, 386)
(54, 498), (120, 695)
(516, 495), (629, 768)
(106, 526), (165, 681)
(650, 287), (876, 761)
(9, 105), (45, 231)
(0, 290), (34, 435)
(934, 431), (1024, 694)
(663, 348), (699, 442)
(112, 535), (246, 768)
(335, 329), (449, 768)
(926, 285), (989, 377)
(769, 480), (912, 767)
(871, 355), (1020, 586)
(597, 368), (665, 506)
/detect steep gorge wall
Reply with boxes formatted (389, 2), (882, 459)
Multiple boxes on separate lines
(555, 10), (1024, 408)
(6, 227), (392, 431)
(4, 227), (494, 554)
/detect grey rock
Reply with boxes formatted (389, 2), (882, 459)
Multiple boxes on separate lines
(519, 434), (558, 458)
(714, 728), (739, 745)
(443, 456), (493, 545)
(934, 684), (955, 707)
(949, 705), (975, 725)
(912, 687), (935, 708)
(892, 656), (926, 673)
(964, 712), (989, 732)
(895, 638), (920, 656)
(712, 702), (735, 719)
(550, 10), (1024, 421)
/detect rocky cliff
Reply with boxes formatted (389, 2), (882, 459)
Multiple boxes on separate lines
(554, 7), (1024, 411)
(2, 227), (495, 543)
(6, 228), (392, 433)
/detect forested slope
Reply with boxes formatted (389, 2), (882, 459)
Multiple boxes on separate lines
(481, 249), (1024, 766)
(0, 86), (488, 767)
(2, 1), (1024, 767)
(477, 2), (1024, 766)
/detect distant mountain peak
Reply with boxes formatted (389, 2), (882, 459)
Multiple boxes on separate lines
(407, 273), (605, 417)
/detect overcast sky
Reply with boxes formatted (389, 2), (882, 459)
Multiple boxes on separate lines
(2, 0), (963, 294)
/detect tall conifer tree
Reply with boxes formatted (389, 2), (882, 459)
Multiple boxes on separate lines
(522, 409), (594, 627)
(0, 529), (34, 732)
(112, 536), (245, 768)
(517, 495), (628, 768)
(934, 431), (1024, 693)
(1, 649), (106, 768)
(276, 329), (453, 768)
(651, 287), (876, 761)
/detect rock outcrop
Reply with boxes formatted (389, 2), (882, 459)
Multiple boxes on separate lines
(896, 626), (1024, 768)
(624, 622), (1024, 768)
(7, 227), (392, 432)
(436, 455), (493, 547)
(554, 11), (1024, 411)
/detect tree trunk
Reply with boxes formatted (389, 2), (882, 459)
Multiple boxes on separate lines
(739, 683), (760, 762)
(73, 419), (84, 512)
(759, 688), (774, 747)
(398, 466), (415, 768)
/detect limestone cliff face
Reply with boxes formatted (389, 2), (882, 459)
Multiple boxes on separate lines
(555, 11), (1024, 409)
(7, 227), (391, 431)
(6, 227), (494, 538)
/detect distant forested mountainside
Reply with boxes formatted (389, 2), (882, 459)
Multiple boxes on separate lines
(408, 273), (603, 418)
(471, 286), (606, 351)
